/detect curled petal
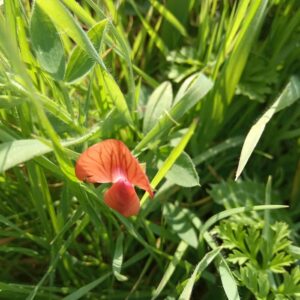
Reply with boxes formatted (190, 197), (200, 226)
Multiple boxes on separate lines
(75, 139), (153, 197)
(104, 180), (140, 217)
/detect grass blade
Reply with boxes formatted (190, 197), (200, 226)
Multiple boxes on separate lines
(218, 258), (240, 300)
(236, 76), (300, 179)
(112, 233), (128, 282)
(179, 248), (221, 300)
(149, 0), (188, 37)
(141, 118), (197, 206)
(62, 274), (111, 300)
(203, 232), (240, 300)
(151, 241), (188, 300)
(199, 205), (288, 240)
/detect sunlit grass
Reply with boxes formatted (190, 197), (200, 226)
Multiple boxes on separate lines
(0, 0), (300, 299)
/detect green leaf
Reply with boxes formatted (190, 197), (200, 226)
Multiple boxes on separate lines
(199, 0), (269, 144)
(136, 73), (213, 151)
(0, 246), (39, 257)
(218, 258), (240, 300)
(173, 73), (199, 104)
(199, 205), (288, 239)
(278, 266), (300, 296)
(270, 252), (294, 273)
(240, 265), (270, 299)
(35, 0), (104, 69)
(149, 0), (188, 38)
(151, 241), (188, 300)
(100, 68), (134, 126)
(289, 245), (300, 259)
(65, 19), (107, 82)
(163, 203), (199, 248)
(30, 2), (65, 80)
(209, 179), (268, 209)
(141, 119), (198, 208)
(34, 0), (134, 125)
(0, 139), (51, 173)
(0, 125), (102, 173)
(63, 273), (111, 300)
(227, 249), (249, 265)
(193, 136), (243, 166)
(163, 151), (200, 187)
(270, 222), (291, 254)
(112, 233), (128, 282)
(179, 248), (221, 300)
(143, 81), (173, 134)
(216, 221), (263, 268)
(236, 76), (300, 180)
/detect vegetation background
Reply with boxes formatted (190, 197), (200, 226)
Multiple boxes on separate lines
(0, 0), (300, 299)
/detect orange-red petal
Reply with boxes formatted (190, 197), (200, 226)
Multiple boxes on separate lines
(75, 139), (153, 197)
(104, 180), (140, 217)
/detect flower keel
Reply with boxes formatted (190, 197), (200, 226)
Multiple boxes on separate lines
(104, 179), (140, 217)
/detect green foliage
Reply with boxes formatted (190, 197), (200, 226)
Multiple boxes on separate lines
(159, 151), (200, 188)
(0, 0), (300, 299)
(163, 203), (199, 249)
(236, 76), (300, 180)
(212, 206), (298, 299)
(30, 2), (65, 80)
(64, 20), (108, 82)
(143, 81), (173, 134)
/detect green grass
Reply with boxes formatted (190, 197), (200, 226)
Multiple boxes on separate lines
(0, 0), (300, 299)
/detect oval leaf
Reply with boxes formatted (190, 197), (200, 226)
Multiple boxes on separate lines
(136, 73), (213, 151)
(163, 203), (198, 249)
(0, 140), (51, 173)
(164, 151), (200, 187)
(65, 19), (107, 82)
(30, 3), (65, 80)
(143, 81), (173, 134)
(35, 0), (105, 69)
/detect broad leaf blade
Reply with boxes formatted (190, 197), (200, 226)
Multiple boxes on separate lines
(163, 203), (199, 248)
(164, 151), (200, 187)
(35, 0), (104, 68)
(65, 19), (107, 82)
(0, 140), (51, 173)
(30, 2), (65, 80)
(143, 81), (173, 134)
(0, 126), (103, 173)
(136, 73), (213, 151)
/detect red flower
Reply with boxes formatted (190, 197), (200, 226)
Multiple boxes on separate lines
(75, 139), (153, 217)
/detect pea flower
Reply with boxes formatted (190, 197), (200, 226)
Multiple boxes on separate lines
(75, 139), (153, 217)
